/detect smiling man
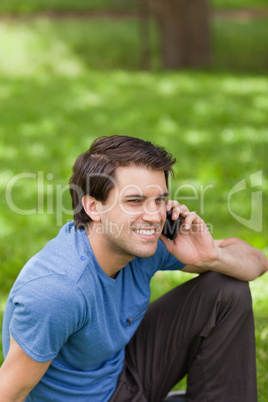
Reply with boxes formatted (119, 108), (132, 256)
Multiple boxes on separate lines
(1, 135), (268, 402)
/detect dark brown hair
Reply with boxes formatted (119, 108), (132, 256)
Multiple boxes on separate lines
(69, 135), (176, 228)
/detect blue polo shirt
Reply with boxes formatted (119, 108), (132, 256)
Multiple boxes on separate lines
(2, 221), (184, 401)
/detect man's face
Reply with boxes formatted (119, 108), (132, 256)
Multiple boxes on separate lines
(96, 165), (168, 260)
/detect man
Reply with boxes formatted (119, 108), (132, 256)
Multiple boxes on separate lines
(1, 135), (267, 402)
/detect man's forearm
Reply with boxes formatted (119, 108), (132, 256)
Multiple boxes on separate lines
(202, 237), (268, 281)
(0, 380), (29, 402)
(0, 336), (52, 402)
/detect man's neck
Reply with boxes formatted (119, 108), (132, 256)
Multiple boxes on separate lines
(85, 226), (134, 279)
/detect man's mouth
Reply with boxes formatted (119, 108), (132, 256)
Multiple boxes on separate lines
(134, 229), (156, 236)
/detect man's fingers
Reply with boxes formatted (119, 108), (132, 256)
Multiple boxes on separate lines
(165, 202), (204, 231)
(166, 202), (190, 220)
(180, 211), (204, 230)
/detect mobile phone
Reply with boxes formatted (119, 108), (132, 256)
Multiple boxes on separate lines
(162, 210), (181, 240)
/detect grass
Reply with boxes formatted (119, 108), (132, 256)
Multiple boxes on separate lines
(0, 11), (267, 400)
(212, 19), (268, 73)
(0, 0), (268, 14)
(1, 17), (268, 74)
(211, 0), (268, 9)
(0, 0), (137, 14)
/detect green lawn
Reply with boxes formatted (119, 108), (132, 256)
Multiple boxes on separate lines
(0, 0), (134, 14)
(0, 0), (268, 14)
(212, 0), (268, 9)
(0, 11), (267, 400)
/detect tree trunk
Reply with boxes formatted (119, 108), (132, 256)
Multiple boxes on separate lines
(139, 0), (151, 70)
(152, 0), (211, 69)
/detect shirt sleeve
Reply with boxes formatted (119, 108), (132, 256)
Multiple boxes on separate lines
(9, 275), (87, 363)
(157, 241), (185, 271)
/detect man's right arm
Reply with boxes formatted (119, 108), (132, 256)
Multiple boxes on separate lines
(0, 335), (52, 401)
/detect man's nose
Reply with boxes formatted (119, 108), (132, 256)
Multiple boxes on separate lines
(142, 202), (162, 223)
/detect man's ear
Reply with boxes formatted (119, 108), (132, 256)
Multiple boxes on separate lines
(82, 195), (101, 222)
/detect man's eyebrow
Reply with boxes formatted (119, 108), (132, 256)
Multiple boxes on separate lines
(157, 192), (169, 198)
(122, 192), (169, 199)
(122, 194), (144, 199)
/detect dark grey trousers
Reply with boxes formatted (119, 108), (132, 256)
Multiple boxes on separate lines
(110, 272), (257, 402)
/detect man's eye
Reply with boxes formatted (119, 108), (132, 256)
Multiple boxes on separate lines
(127, 199), (142, 204)
(156, 197), (166, 203)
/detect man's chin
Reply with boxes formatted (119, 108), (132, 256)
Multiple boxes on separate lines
(135, 244), (158, 259)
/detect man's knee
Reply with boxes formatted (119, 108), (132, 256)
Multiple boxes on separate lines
(193, 271), (254, 340)
(199, 271), (252, 314)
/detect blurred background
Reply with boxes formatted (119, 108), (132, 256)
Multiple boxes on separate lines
(0, 0), (267, 398)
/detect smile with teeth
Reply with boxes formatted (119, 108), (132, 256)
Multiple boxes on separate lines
(134, 229), (156, 236)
